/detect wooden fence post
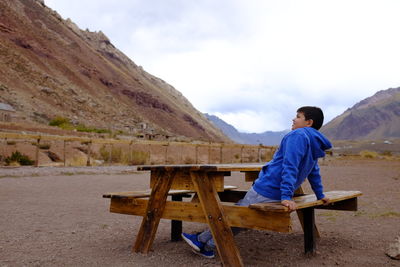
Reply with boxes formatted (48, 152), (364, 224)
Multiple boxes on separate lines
(86, 140), (92, 166)
(148, 143), (151, 164)
(180, 144), (183, 164)
(164, 143), (169, 164)
(208, 143), (211, 164)
(108, 144), (113, 165)
(35, 137), (41, 167)
(220, 144), (223, 164)
(129, 141), (133, 165)
(195, 145), (199, 164)
(63, 140), (66, 167)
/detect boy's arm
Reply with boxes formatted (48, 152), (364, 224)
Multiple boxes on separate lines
(280, 133), (307, 201)
(308, 163), (330, 204)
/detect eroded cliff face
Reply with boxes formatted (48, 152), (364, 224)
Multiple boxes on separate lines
(0, 0), (229, 142)
(321, 87), (400, 140)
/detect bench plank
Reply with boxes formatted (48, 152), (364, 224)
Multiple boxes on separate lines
(109, 198), (292, 232)
(249, 191), (362, 212)
(103, 185), (238, 199)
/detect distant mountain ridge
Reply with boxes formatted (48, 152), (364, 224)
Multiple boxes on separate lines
(321, 87), (400, 140)
(205, 114), (288, 145)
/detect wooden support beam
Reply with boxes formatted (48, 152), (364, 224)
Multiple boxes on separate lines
(190, 171), (243, 267)
(244, 171), (259, 182)
(133, 169), (176, 253)
(316, 197), (358, 211)
(151, 171), (226, 192)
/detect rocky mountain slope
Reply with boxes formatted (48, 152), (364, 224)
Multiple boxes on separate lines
(0, 0), (229, 142)
(205, 113), (288, 145)
(321, 87), (400, 140)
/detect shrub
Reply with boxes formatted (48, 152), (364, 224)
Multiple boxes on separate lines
(99, 145), (122, 163)
(359, 150), (378, 159)
(128, 150), (149, 165)
(5, 151), (34, 166)
(381, 150), (392, 157)
(183, 156), (195, 164)
(6, 141), (16, 145)
(76, 124), (111, 134)
(247, 155), (256, 163)
(49, 116), (70, 126)
(38, 143), (51, 149)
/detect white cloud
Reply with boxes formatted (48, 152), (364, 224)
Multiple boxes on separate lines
(45, 0), (400, 132)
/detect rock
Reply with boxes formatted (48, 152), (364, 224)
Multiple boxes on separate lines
(35, 0), (45, 6)
(386, 236), (400, 260)
(40, 87), (54, 95)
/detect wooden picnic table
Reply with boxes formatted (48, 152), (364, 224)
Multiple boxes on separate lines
(103, 164), (362, 267)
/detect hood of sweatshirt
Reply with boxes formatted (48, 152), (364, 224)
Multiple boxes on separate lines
(302, 127), (332, 159)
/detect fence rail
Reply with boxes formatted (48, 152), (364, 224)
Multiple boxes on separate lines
(0, 132), (276, 167)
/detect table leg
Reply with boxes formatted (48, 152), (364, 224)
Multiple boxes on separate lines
(191, 172), (244, 267)
(295, 187), (320, 238)
(134, 169), (176, 253)
(171, 194), (183, 241)
(303, 207), (316, 255)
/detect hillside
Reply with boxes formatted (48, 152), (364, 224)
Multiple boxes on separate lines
(205, 113), (288, 145)
(0, 0), (229, 142)
(321, 87), (400, 140)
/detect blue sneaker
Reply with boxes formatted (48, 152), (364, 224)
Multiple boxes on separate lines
(192, 248), (215, 259)
(181, 232), (204, 252)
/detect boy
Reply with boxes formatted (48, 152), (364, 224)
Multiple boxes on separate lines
(182, 106), (332, 258)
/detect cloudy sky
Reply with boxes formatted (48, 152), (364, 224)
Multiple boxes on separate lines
(45, 0), (400, 133)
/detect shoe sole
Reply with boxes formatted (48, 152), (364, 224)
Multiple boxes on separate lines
(181, 234), (201, 252)
(192, 249), (215, 259)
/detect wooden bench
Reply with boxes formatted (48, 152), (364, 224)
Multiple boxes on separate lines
(104, 187), (361, 254)
(103, 185), (238, 241)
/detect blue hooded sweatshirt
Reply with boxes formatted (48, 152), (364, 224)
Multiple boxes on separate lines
(253, 127), (332, 201)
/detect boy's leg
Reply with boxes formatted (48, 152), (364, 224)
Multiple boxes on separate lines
(197, 187), (279, 251)
(198, 229), (216, 251)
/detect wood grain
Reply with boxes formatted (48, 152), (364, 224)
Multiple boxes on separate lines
(249, 191), (362, 212)
(190, 171), (243, 267)
(109, 198), (292, 232)
(133, 169), (176, 253)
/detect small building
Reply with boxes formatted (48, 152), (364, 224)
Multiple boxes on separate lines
(0, 103), (15, 122)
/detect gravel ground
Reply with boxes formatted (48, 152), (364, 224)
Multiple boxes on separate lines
(0, 159), (399, 266)
(0, 166), (139, 177)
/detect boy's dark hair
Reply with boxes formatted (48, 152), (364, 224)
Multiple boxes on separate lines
(297, 106), (324, 130)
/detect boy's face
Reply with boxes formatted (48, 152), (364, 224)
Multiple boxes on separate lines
(292, 112), (313, 130)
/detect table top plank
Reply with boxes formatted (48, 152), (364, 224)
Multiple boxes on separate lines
(137, 164), (264, 172)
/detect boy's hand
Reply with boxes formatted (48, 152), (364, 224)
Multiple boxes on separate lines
(281, 200), (297, 211)
(321, 197), (330, 205)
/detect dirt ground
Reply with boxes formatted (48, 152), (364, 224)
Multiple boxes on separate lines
(0, 158), (399, 266)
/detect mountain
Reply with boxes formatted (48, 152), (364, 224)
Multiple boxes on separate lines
(205, 114), (288, 145)
(321, 87), (400, 140)
(0, 0), (229, 142)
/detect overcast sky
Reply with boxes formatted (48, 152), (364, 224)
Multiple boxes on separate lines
(45, 0), (400, 133)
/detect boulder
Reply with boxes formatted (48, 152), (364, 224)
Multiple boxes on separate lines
(386, 236), (400, 260)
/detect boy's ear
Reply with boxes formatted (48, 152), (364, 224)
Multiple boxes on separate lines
(306, 119), (314, 127)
